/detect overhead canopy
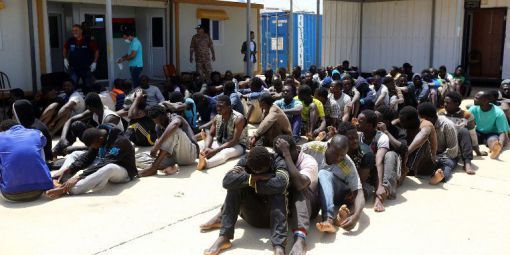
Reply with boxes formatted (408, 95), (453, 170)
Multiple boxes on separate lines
(196, 9), (229, 20)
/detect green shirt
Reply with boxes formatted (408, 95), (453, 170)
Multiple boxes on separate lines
(469, 104), (510, 134)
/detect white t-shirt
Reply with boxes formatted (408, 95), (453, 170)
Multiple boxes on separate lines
(375, 84), (390, 106)
(93, 107), (125, 131)
(358, 131), (390, 155)
(99, 91), (116, 111)
(328, 92), (351, 117)
(68, 91), (85, 116)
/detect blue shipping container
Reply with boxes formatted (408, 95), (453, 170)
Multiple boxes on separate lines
(261, 12), (322, 74)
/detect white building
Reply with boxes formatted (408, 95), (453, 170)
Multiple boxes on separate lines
(322, 0), (510, 80)
(0, 0), (262, 93)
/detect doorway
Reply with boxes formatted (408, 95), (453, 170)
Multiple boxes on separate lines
(150, 16), (165, 78)
(84, 14), (108, 80)
(463, 8), (507, 79)
(48, 14), (64, 72)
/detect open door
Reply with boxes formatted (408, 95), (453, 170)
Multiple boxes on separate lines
(149, 16), (165, 78)
(464, 8), (507, 79)
(48, 14), (64, 72)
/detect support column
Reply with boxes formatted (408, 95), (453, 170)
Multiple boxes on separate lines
(288, 0), (293, 72)
(316, 0), (320, 67)
(105, 0), (115, 88)
(246, 0), (251, 76)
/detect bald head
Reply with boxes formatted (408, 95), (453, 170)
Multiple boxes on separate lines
(330, 135), (349, 149)
(325, 135), (349, 165)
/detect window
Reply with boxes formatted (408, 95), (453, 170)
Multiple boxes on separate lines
(152, 17), (163, 47)
(200, 18), (223, 44)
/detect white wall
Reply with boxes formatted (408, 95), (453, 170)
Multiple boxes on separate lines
(178, 3), (259, 74)
(0, 0), (33, 91)
(432, 0), (464, 72)
(322, 0), (360, 68)
(481, 0), (510, 78)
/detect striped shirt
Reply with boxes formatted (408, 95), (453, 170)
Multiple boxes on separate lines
(435, 116), (459, 159)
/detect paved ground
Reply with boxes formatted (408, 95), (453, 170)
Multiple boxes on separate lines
(2, 100), (510, 255)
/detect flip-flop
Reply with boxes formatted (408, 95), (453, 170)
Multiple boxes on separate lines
(203, 242), (232, 255)
(200, 222), (221, 231)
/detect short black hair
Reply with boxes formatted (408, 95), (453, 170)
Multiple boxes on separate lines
(445, 91), (462, 104)
(259, 93), (274, 106)
(375, 105), (395, 122)
(122, 29), (135, 37)
(417, 102), (437, 119)
(247, 146), (272, 173)
(85, 92), (103, 109)
(399, 106), (420, 129)
(81, 127), (104, 146)
(224, 81), (235, 93)
(273, 135), (296, 154)
(332, 80), (342, 88)
(488, 90), (500, 101)
(169, 91), (184, 103)
(337, 121), (357, 135)
(147, 105), (167, 119)
(0, 119), (18, 131)
(360, 109), (378, 127)
(316, 86), (329, 99)
(250, 77), (265, 90)
(216, 95), (231, 107)
(298, 85), (312, 96)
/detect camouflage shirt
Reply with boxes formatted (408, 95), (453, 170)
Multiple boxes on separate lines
(190, 34), (213, 62)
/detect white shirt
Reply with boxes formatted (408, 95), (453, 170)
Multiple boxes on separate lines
(99, 91), (116, 111)
(93, 107), (125, 131)
(68, 91), (85, 116)
(375, 84), (390, 106)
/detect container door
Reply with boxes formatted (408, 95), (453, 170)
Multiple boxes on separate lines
(149, 16), (165, 78)
(49, 14), (64, 72)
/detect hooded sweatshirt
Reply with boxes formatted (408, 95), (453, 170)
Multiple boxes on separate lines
(13, 100), (52, 160)
(68, 124), (137, 180)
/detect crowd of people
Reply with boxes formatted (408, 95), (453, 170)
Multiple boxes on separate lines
(1, 59), (510, 255)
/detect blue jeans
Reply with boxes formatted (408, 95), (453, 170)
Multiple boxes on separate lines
(437, 156), (458, 182)
(70, 69), (92, 91)
(130, 66), (143, 88)
(318, 169), (350, 220)
(288, 114), (302, 141)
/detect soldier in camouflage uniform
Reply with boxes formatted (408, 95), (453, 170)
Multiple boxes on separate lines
(190, 25), (215, 82)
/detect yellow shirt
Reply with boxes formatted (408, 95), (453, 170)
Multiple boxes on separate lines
(295, 97), (325, 122)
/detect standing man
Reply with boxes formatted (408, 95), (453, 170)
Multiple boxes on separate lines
(241, 31), (257, 76)
(63, 24), (99, 91)
(118, 30), (143, 88)
(190, 25), (215, 82)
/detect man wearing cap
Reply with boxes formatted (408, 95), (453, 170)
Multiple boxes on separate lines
(190, 25), (215, 82)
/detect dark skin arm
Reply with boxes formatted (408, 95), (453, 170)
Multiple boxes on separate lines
(339, 189), (365, 230)
(281, 104), (303, 115)
(204, 118), (216, 149)
(407, 126), (432, 155)
(128, 89), (146, 119)
(119, 50), (137, 62)
(204, 116), (245, 158)
(275, 138), (310, 191)
(161, 101), (187, 113)
(342, 105), (351, 123)
(60, 110), (92, 141)
(151, 117), (182, 157)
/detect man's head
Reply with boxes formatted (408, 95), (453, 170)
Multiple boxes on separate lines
(309, 65), (318, 74)
(282, 85), (295, 101)
(216, 95), (232, 116)
(358, 110), (378, 133)
(259, 93), (274, 112)
(403, 62), (413, 73)
(304, 72), (313, 81)
(342, 78), (354, 93)
(500, 80), (510, 98)
(271, 79), (283, 92)
(444, 91), (462, 114)
(314, 87), (329, 105)
(399, 106), (420, 130)
(122, 29), (135, 42)
(438, 65), (447, 78)
(85, 92), (104, 113)
(375, 105), (395, 124)
(417, 102), (438, 124)
(325, 135), (349, 165)
(62, 79), (75, 94)
(273, 135), (298, 159)
(297, 85), (313, 104)
(0, 119), (18, 132)
(390, 66), (400, 76)
(455, 65), (464, 76)
(195, 25), (205, 35)
(331, 80), (343, 97)
(211, 71), (221, 83)
(140, 75), (149, 88)
(250, 31), (255, 40)
(372, 74), (382, 88)
(224, 70), (233, 81)
(421, 71), (432, 83)
(247, 146), (272, 174)
(474, 91), (491, 107)
(147, 105), (168, 127)
(342, 60), (350, 70)
(169, 91), (184, 103)
(71, 24), (83, 39)
(412, 73), (422, 86)
(81, 127), (108, 149)
(223, 81), (236, 95)
(264, 69), (274, 81)
(337, 121), (359, 151)
(250, 77), (264, 92)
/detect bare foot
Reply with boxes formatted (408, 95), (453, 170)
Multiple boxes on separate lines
(290, 237), (306, 255)
(204, 236), (232, 255)
(138, 167), (158, 177)
(490, 141), (503, 159)
(45, 187), (67, 199)
(464, 161), (475, 175)
(429, 169), (445, 185)
(162, 165), (179, 175)
(197, 154), (207, 170)
(315, 131), (326, 141)
(274, 246), (285, 255)
(316, 219), (336, 233)
(374, 196), (385, 212)
(200, 215), (222, 231)
(334, 204), (350, 226)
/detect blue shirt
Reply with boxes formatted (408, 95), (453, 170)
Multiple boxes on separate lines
(128, 38), (143, 67)
(184, 97), (197, 129)
(469, 104), (510, 134)
(198, 96), (217, 123)
(0, 125), (53, 194)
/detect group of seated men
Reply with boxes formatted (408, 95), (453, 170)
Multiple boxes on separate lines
(1, 61), (509, 255)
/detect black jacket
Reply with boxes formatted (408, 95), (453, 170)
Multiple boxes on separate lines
(68, 124), (137, 180)
(241, 40), (257, 63)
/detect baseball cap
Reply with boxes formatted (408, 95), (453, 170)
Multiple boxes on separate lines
(195, 24), (204, 29)
(501, 79), (510, 86)
(321, 77), (333, 88)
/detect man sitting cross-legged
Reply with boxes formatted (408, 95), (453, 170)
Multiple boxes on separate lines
(302, 135), (365, 233)
(297, 85), (326, 141)
(274, 84), (303, 142)
(138, 105), (199, 177)
(469, 91), (510, 159)
(249, 93), (292, 148)
(46, 124), (137, 199)
(197, 95), (248, 170)
(203, 146), (289, 255)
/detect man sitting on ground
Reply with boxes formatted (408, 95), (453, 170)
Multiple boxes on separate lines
(249, 94), (292, 147)
(46, 124), (137, 199)
(302, 135), (365, 233)
(125, 89), (158, 146)
(138, 105), (199, 177)
(469, 91), (510, 159)
(203, 147), (289, 255)
(330, 80), (352, 123)
(297, 85), (326, 140)
(498, 79), (510, 123)
(418, 103), (459, 183)
(0, 120), (53, 202)
(161, 91), (198, 132)
(274, 85), (303, 142)
(197, 95), (248, 170)
(315, 87), (340, 128)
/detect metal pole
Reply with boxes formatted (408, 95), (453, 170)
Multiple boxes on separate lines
(359, 0), (364, 71)
(429, 0), (436, 68)
(27, 0), (38, 93)
(276, 14), (279, 69)
(265, 15), (269, 71)
(316, 0), (320, 67)
(246, 0), (252, 76)
(288, 0), (293, 72)
(105, 0), (115, 88)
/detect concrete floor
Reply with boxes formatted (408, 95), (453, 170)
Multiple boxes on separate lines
(2, 105), (510, 255)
